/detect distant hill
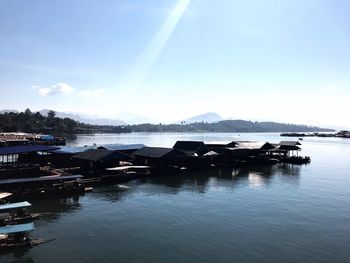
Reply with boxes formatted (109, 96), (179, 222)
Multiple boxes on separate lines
(39, 109), (127, 126)
(130, 120), (334, 133)
(0, 109), (18, 114)
(0, 109), (131, 134)
(1, 108), (335, 134)
(114, 111), (159, 125)
(177, 112), (223, 124)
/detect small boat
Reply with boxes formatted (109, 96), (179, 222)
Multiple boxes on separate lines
(0, 222), (50, 253)
(0, 201), (40, 226)
(0, 192), (13, 204)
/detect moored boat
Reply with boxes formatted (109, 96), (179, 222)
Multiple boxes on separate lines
(0, 222), (48, 253)
(0, 201), (40, 226)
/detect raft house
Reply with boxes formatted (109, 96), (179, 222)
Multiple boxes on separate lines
(0, 145), (60, 178)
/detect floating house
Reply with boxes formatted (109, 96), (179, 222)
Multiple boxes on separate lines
(0, 133), (65, 147)
(74, 149), (133, 170)
(0, 175), (87, 198)
(51, 146), (97, 168)
(97, 144), (146, 154)
(173, 141), (209, 156)
(132, 147), (187, 166)
(272, 141), (310, 164)
(0, 145), (59, 178)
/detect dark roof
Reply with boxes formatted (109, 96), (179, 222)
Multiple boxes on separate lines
(54, 146), (97, 154)
(0, 145), (60, 155)
(173, 141), (209, 155)
(236, 141), (275, 150)
(74, 149), (131, 162)
(133, 147), (186, 158)
(226, 141), (238, 147)
(279, 141), (301, 146)
(97, 144), (146, 151)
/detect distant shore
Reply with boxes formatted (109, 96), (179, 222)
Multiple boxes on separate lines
(281, 130), (350, 138)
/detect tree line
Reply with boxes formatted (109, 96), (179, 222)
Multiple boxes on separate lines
(0, 109), (131, 135)
(0, 109), (334, 135)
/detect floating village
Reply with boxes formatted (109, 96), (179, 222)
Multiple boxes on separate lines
(0, 132), (312, 252)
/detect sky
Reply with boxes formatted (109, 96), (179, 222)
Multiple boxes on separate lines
(0, 0), (350, 128)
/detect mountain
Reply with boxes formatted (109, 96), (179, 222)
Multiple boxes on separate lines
(130, 120), (334, 133)
(114, 111), (159, 125)
(39, 109), (127, 126)
(178, 112), (223, 124)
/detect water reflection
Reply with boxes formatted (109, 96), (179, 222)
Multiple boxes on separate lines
(231, 164), (301, 188)
(30, 195), (83, 224)
(87, 164), (303, 203)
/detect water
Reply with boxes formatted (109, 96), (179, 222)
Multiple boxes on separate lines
(2, 133), (350, 263)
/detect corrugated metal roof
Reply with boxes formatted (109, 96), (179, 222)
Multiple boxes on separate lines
(173, 141), (205, 151)
(0, 175), (83, 185)
(279, 141), (302, 146)
(97, 144), (146, 151)
(133, 147), (185, 158)
(0, 145), (59, 155)
(0, 201), (31, 211)
(226, 141), (238, 147)
(55, 146), (97, 154)
(0, 222), (34, 234)
(74, 149), (131, 162)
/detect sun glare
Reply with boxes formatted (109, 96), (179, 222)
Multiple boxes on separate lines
(127, 0), (191, 88)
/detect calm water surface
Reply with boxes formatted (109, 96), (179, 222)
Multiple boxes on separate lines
(2, 133), (350, 263)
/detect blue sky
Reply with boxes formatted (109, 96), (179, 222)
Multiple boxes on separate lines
(1, 0), (349, 127)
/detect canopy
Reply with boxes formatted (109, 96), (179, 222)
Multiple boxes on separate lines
(0, 175), (83, 186)
(0, 222), (34, 234)
(0, 145), (59, 155)
(0, 192), (13, 200)
(0, 201), (31, 211)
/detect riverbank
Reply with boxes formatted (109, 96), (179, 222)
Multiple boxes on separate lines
(281, 130), (350, 138)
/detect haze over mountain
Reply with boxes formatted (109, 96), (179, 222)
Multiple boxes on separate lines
(114, 111), (159, 125)
(39, 109), (127, 126)
(1, 108), (342, 131)
(177, 112), (223, 124)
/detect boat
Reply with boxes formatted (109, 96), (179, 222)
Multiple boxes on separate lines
(0, 222), (48, 253)
(0, 201), (40, 226)
(0, 175), (91, 199)
(0, 193), (13, 204)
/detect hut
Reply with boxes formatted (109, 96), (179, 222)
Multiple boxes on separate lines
(0, 145), (59, 178)
(97, 144), (146, 154)
(226, 141), (239, 147)
(74, 149), (133, 170)
(272, 141), (310, 164)
(51, 146), (97, 168)
(132, 147), (187, 167)
(173, 141), (209, 156)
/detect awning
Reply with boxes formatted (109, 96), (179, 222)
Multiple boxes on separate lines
(0, 222), (34, 234)
(0, 145), (60, 155)
(0, 201), (31, 211)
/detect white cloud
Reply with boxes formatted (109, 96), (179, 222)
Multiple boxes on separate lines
(34, 82), (75, 96)
(78, 89), (104, 98)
